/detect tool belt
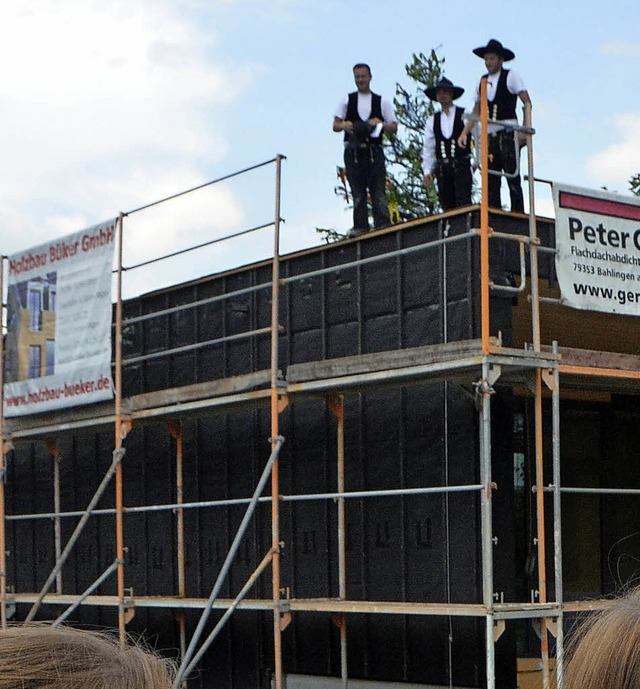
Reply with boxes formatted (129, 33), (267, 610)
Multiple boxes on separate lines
(435, 156), (470, 171)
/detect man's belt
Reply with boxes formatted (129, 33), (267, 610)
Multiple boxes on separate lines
(435, 155), (470, 165)
(346, 141), (383, 150)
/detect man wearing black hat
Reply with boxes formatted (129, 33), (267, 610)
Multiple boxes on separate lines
(334, 63), (397, 235)
(458, 38), (531, 213)
(422, 77), (473, 211)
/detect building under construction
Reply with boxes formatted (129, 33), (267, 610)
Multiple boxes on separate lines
(1, 106), (640, 689)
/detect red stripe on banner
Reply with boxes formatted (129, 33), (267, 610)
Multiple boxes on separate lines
(559, 192), (640, 221)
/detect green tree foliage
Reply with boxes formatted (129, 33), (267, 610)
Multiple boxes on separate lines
(384, 49), (445, 219)
(630, 173), (640, 196)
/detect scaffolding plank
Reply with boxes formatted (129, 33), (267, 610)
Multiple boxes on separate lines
(129, 369), (273, 410)
(287, 340), (491, 384)
(556, 346), (640, 371)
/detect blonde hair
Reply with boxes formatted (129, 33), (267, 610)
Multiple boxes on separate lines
(563, 588), (640, 689)
(0, 625), (175, 689)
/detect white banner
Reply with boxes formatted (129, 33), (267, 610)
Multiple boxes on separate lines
(4, 220), (117, 417)
(553, 183), (640, 316)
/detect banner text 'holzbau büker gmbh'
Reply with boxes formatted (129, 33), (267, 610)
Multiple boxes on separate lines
(4, 220), (116, 417)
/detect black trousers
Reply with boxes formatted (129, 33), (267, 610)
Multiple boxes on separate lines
(434, 157), (473, 211)
(344, 145), (389, 231)
(488, 130), (524, 213)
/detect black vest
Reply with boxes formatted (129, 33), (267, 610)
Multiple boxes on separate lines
(484, 69), (517, 121)
(344, 91), (384, 143)
(434, 107), (469, 160)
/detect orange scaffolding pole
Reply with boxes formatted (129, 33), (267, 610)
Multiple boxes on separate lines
(479, 77), (491, 356)
(271, 154), (285, 689)
(169, 420), (187, 658)
(328, 394), (348, 688)
(114, 212), (127, 641)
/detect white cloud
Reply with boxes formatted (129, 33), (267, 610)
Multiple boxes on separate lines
(599, 40), (640, 58)
(0, 0), (259, 269)
(586, 113), (640, 192)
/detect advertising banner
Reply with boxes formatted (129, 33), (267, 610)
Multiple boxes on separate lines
(4, 220), (117, 417)
(553, 183), (640, 316)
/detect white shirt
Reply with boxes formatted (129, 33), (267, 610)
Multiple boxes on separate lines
(422, 106), (471, 175)
(335, 92), (396, 140)
(473, 68), (526, 133)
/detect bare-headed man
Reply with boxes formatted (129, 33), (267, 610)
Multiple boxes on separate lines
(334, 64), (398, 235)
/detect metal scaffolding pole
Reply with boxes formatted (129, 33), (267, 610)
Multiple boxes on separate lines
(179, 547), (276, 680)
(525, 102), (541, 353)
(24, 446), (125, 622)
(534, 368), (550, 688)
(328, 394), (348, 689)
(45, 440), (63, 594)
(551, 343), (564, 686)
(53, 559), (120, 626)
(271, 153), (286, 689)
(114, 212), (128, 642)
(479, 77), (496, 689)
(169, 420), (187, 658)
(173, 437), (285, 687)
(479, 76), (491, 356)
(479, 361), (496, 689)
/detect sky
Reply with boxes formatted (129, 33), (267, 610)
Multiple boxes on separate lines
(1, 0), (639, 297)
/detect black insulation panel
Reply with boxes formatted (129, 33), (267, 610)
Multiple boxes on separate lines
(5, 211), (533, 688)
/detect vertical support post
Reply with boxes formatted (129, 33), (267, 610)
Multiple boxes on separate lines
(54, 455), (63, 593)
(534, 367), (549, 688)
(271, 154), (285, 689)
(45, 439), (63, 594)
(0, 255), (6, 629)
(551, 343), (564, 686)
(526, 122), (546, 686)
(480, 361), (495, 689)
(479, 77), (491, 355)
(169, 420), (187, 659)
(114, 212), (126, 642)
(328, 394), (348, 689)
(525, 106), (541, 352)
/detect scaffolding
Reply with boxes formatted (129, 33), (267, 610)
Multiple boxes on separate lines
(1, 82), (639, 689)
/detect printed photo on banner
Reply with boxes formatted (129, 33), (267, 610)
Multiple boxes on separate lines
(552, 183), (640, 317)
(3, 220), (117, 417)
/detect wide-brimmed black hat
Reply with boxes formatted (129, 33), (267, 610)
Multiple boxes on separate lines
(424, 77), (464, 101)
(472, 38), (515, 61)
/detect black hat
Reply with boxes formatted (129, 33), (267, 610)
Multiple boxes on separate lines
(424, 77), (464, 101)
(472, 38), (515, 61)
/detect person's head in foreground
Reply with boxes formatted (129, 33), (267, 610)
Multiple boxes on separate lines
(564, 587), (640, 689)
(0, 624), (175, 689)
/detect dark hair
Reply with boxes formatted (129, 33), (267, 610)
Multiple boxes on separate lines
(352, 63), (371, 76)
(564, 588), (640, 689)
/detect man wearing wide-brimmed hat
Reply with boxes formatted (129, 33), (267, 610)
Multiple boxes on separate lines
(458, 38), (531, 213)
(422, 77), (473, 211)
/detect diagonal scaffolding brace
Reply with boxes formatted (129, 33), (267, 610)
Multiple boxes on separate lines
(180, 547), (277, 681)
(25, 447), (126, 622)
(52, 558), (122, 627)
(173, 436), (285, 687)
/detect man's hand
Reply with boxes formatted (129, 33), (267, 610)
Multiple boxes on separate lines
(368, 117), (383, 126)
(423, 174), (434, 187)
(457, 132), (468, 148)
(334, 117), (354, 134)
